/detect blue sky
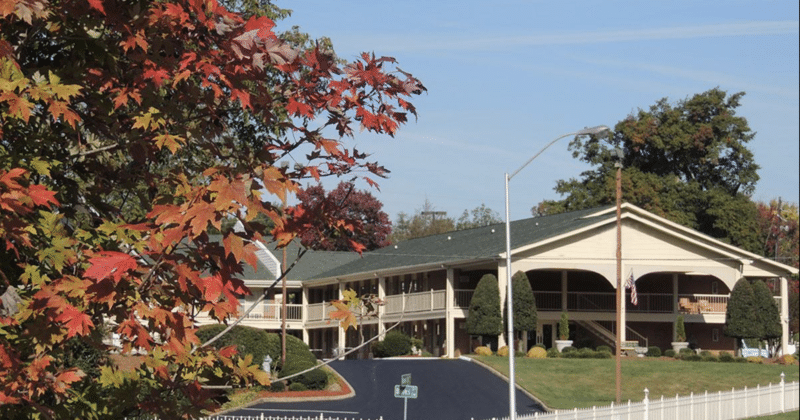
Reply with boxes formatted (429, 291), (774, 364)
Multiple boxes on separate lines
(280, 1), (799, 222)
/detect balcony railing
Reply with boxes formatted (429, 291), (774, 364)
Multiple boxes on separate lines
(236, 303), (303, 321)
(385, 290), (446, 315)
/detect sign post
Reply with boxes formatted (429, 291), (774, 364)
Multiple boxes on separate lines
(394, 373), (418, 420)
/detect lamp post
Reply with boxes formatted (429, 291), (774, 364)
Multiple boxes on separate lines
(504, 125), (611, 420)
(613, 146), (624, 404)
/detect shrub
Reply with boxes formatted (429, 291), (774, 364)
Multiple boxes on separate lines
(558, 312), (570, 340)
(596, 345), (612, 354)
(467, 274), (503, 336)
(269, 381), (286, 392)
(515, 351), (526, 357)
(475, 346), (493, 356)
(546, 348), (560, 358)
(777, 355), (796, 365)
(497, 346), (509, 357)
(703, 355), (718, 362)
(664, 349), (676, 358)
(746, 356), (764, 364)
(718, 352), (735, 362)
(527, 347), (547, 359)
(594, 349), (612, 359)
(534, 343), (546, 349)
(563, 350), (580, 359)
(372, 330), (412, 357)
(675, 315), (686, 342)
(646, 346), (662, 357)
(288, 382), (307, 392)
(577, 348), (596, 359)
(561, 346), (576, 354)
(699, 350), (712, 357)
(735, 357), (748, 363)
(679, 347), (694, 356)
(683, 354), (703, 362)
(279, 358), (327, 390)
(196, 325), (270, 368)
(410, 337), (423, 351)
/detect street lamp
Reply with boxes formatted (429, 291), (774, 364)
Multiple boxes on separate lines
(504, 125), (611, 420)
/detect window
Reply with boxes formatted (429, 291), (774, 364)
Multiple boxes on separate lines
(712, 328), (719, 342)
(711, 281), (719, 294)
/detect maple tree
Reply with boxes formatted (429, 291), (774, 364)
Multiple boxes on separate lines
(295, 181), (391, 251)
(0, 0), (423, 417)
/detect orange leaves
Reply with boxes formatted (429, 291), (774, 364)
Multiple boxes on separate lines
(54, 305), (94, 338)
(329, 300), (357, 331)
(84, 251), (138, 283)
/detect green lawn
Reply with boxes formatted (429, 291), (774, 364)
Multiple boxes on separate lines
(473, 356), (799, 410)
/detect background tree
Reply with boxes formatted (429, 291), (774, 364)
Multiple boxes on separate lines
(751, 280), (782, 352)
(725, 279), (760, 346)
(390, 200), (502, 242)
(456, 202), (503, 230)
(295, 181), (391, 251)
(535, 88), (761, 253)
(504, 271), (537, 351)
(467, 274), (503, 348)
(0, 0), (423, 417)
(755, 200), (799, 267)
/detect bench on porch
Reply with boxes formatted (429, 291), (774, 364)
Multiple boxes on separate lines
(621, 340), (639, 356)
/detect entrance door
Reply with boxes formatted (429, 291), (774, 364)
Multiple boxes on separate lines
(541, 324), (553, 349)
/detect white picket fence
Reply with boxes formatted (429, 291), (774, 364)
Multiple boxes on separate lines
(148, 415), (383, 420)
(486, 373), (798, 420)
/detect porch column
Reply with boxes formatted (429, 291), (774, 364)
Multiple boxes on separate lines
(561, 271), (568, 311)
(337, 280), (345, 360)
(497, 259), (509, 349)
(378, 277), (386, 339)
(780, 276), (789, 355)
(301, 285), (309, 344)
(672, 273), (679, 340)
(445, 268), (456, 358)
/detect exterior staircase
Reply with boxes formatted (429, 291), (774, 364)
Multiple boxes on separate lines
(576, 320), (649, 351)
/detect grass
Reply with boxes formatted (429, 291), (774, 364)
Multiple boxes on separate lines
(746, 412), (800, 420)
(474, 356), (800, 410)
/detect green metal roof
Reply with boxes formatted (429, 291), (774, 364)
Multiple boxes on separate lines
(310, 206), (615, 280)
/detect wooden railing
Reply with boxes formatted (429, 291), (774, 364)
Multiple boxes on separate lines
(237, 303), (303, 320)
(384, 290), (446, 315)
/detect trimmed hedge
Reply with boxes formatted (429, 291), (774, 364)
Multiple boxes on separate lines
(278, 358), (327, 390)
(646, 346), (662, 357)
(546, 348), (560, 358)
(664, 349), (676, 358)
(372, 330), (412, 357)
(527, 347), (547, 359)
(196, 325), (317, 372)
(474, 346), (493, 356)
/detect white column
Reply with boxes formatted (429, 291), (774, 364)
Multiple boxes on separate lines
(497, 260), (509, 349)
(301, 285), (309, 344)
(378, 277), (386, 339)
(780, 276), (789, 355)
(445, 268), (456, 358)
(337, 280), (345, 360)
(561, 270), (568, 311)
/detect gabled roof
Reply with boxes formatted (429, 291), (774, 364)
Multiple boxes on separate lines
(310, 206), (616, 280)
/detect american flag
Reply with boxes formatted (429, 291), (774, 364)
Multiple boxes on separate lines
(626, 271), (638, 306)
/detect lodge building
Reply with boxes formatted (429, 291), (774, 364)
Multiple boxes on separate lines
(197, 204), (798, 358)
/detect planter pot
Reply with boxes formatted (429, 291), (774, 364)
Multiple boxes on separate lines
(555, 340), (573, 352)
(671, 341), (689, 353)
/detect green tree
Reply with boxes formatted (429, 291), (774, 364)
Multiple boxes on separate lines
(456, 203), (502, 230)
(467, 274), (503, 339)
(751, 280), (782, 348)
(390, 200), (502, 243)
(535, 89), (761, 253)
(725, 279), (760, 342)
(504, 271), (537, 350)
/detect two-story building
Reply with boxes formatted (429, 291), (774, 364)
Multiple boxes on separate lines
(197, 204), (798, 358)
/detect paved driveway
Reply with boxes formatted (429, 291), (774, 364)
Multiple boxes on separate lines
(228, 358), (544, 420)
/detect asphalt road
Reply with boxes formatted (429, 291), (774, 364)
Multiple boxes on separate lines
(228, 358), (544, 420)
